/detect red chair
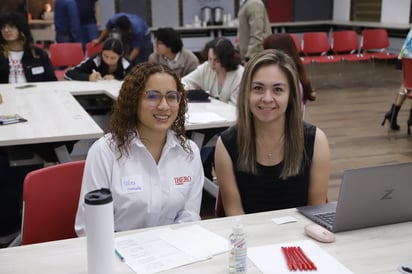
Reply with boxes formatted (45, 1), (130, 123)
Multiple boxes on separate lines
(289, 33), (311, 65)
(302, 32), (341, 63)
(361, 29), (398, 60)
(49, 43), (84, 79)
(21, 160), (85, 245)
(331, 30), (370, 62)
(85, 42), (103, 58)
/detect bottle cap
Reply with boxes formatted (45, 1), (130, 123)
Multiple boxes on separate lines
(233, 216), (244, 234)
(85, 188), (113, 205)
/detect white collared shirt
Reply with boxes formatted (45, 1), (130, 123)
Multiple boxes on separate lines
(75, 130), (204, 236)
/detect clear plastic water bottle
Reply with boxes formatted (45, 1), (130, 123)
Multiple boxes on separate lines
(229, 217), (247, 274)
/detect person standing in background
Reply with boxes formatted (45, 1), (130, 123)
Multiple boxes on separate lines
(40, 2), (53, 19)
(54, 0), (82, 43)
(237, 0), (271, 63)
(93, 13), (152, 65)
(149, 27), (199, 78)
(75, 0), (101, 50)
(381, 27), (412, 133)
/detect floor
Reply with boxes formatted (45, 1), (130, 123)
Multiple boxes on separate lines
(200, 59), (412, 219)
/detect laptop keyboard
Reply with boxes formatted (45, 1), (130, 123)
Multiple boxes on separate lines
(314, 212), (336, 225)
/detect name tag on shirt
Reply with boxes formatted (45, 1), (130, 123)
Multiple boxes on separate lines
(121, 175), (143, 193)
(31, 66), (45, 75)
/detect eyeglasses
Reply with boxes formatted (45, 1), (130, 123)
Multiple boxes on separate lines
(143, 90), (181, 107)
(1, 24), (17, 31)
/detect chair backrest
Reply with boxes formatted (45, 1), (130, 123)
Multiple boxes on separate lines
(332, 30), (360, 54)
(361, 29), (390, 51)
(21, 160), (85, 245)
(85, 42), (103, 58)
(402, 58), (412, 91)
(301, 32), (330, 55)
(49, 43), (84, 67)
(289, 33), (302, 53)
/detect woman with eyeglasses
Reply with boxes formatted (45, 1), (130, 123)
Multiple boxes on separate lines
(75, 62), (204, 236)
(64, 38), (131, 81)
(0, 11), (57, 83)
(214, 49), (330, 216)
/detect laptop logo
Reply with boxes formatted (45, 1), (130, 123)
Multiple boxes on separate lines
(380, 189), (394, 200)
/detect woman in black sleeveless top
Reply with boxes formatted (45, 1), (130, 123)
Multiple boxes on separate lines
(214, 49), (330, 215)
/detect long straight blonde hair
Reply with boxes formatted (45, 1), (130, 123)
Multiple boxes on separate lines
(236, 49), (305, 179)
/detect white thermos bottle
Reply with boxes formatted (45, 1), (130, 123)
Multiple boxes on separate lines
(85, 188), (115, 274)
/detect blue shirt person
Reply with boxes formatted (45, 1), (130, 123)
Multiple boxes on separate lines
(92, 13), (151, 65)
(54, 0), (82, 43)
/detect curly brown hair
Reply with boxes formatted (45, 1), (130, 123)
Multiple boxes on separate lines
(108, 62), (191, 158)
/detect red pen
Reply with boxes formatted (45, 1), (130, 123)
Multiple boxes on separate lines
(297, 246), (317, 270)
(291, 246), (309, 270)
(281, 246), (297, 271)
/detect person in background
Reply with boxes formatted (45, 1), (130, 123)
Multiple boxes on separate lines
(54, 0), (82, 43)
(237, 0), (272, 63)
(263, 33), (316, 115)
(181, 37), (243, 105)
(214, 49), (330, 216)
(0, 11), (56, 247)
(65, 38), (131, 81)
(149, 27), (199, 78)
(75, 62), (204, 236)
(75, 0), (100, 50)
(93, 13), (151, 65)
(381, 27), (412, 134)
(0, 11), (56, 83)
(40, 2), (52, 20)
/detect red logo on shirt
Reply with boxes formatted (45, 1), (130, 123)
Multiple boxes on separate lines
(174, 176), (192, 185)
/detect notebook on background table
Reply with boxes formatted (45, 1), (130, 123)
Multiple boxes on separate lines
(297, 162), (412, 232)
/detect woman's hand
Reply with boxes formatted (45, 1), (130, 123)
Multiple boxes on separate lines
(89, 70), (102, 81)
(103, 74), (115, 80)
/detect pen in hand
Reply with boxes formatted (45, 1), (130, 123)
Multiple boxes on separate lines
(92, 69), (102, 81)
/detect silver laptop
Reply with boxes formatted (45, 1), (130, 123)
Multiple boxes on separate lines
(297, 162), (412, 232)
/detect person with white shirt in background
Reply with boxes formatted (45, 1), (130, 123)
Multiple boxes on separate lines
(75, 62), (204, 236)
(181, 37), (243, 106)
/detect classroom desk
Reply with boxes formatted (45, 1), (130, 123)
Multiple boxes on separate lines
(0, 81), (237, 131)
(0, 81), (235, 192)
(0, 208), (410, 273)
(0, 85), (103, 162)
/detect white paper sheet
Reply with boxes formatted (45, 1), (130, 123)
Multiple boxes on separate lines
(247, 240), (354, 274)
(115, 228), (201, 274)
(157, 225), (228, 260)
(115, 225), (229, 274)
